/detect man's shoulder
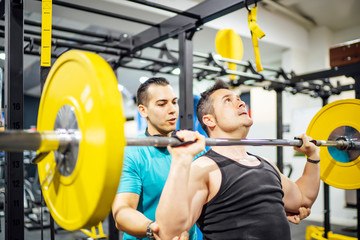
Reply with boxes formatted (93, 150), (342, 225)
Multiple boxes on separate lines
(249, 153), (275, 166)
(193, 155), (218, 169)
(190, 156), (218, 185)
(124, 145), (156, 164)
(124, 133), (170, 162)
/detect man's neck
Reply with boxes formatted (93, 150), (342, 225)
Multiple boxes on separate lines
(210, 128), (248, 140)
(212, 145), (249, 160)
(210, 130), (250, 159)
(146, 126), (171, 137)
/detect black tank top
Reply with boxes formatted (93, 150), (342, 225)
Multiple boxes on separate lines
(197, 149), (291, 240)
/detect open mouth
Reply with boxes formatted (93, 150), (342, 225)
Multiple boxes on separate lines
(168, 118), (177, 124)
(238, 111), (248, 116)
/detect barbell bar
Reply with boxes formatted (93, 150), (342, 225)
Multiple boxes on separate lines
(3, 50), (360, 231)
(1, 130), (360, 153)
(126, 136), (360, 149)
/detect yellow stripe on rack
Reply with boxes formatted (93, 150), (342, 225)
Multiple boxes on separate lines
(41, 0), (52, 67)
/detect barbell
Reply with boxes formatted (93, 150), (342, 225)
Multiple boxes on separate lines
(2, 130), (359, 152)
(1, 50), (360, 231)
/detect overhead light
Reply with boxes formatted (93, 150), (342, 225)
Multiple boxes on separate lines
(139, 76), (149, 83)
(171, 67), (181, 75)
(0, 53), (5, 60)
(118, 84), (124, 92)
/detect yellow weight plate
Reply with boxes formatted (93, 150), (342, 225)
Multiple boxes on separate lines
(307, 99), (360, 189)
(37, 50), (125, 230)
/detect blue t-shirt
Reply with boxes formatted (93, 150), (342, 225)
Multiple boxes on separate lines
(117, 133), (198, 240)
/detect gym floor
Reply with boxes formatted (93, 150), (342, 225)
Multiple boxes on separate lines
(0, 215), (357, 240)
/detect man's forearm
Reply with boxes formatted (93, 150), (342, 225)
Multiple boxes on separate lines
(114, 207), (152, 238)
(156, 159), (192, 239)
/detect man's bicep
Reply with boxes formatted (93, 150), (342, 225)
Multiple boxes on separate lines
(281, 174), (302, 213)
(113, 192), (140, 210)
(188, 163), (209, 226)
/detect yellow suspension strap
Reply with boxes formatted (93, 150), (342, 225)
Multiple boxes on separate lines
(81, 222), (108, 239)
(248, 6), (265, 72)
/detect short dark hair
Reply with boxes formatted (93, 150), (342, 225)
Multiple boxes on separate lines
(136, 77), (170, 106)
(196, 80), (230, 135)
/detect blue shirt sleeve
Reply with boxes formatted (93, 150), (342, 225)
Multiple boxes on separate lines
(117, 147), (142, 195)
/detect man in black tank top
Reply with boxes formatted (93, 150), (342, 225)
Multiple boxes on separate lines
(156, 80), (321, 240)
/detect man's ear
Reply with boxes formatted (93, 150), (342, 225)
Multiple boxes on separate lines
(203, 114), (216, 131)
(138, 104), (148, 118)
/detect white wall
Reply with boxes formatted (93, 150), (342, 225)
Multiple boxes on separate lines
(332, 25), (360, 46)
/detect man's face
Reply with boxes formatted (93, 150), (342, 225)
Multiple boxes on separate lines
(140, 84), (179, 136)
(209, 88), (253, 134)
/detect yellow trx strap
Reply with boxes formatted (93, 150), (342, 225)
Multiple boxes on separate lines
(248, 6), (265, 72)
(41, 0), (52, 67)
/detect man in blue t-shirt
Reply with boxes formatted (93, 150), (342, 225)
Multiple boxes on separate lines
(112, 77), (196, 240)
